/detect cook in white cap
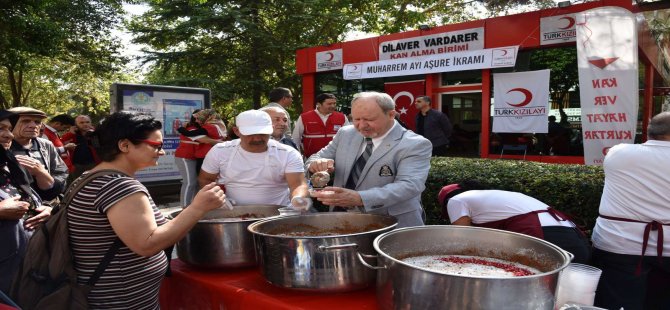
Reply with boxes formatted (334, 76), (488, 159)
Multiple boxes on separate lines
(198, 110), (310, 209)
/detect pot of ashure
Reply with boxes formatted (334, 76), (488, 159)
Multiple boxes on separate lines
(247, 213), (397, 292)
(361, 225), (573, 310)
(170, 205), (281, 268)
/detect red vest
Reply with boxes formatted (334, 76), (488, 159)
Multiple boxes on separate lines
(43, 127), (73, 172)
(195, 124), (222, 159)
(174, 125), (199, 160)
(301, 110), (346, 158)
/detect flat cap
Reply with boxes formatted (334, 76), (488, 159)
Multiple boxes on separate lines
(8, 107), (48, 119)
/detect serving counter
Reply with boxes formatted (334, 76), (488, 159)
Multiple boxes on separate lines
(159, 259), (378, 309)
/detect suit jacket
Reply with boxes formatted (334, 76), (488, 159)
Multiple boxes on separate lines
(306, 122), (432, 222)
(416, 109), (452, 148)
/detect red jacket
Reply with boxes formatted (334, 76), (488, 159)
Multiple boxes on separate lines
(43, 127), (73, 172)
(174, 125), (199, 160)
(300, 110), (346, 158)
(195, 124), (223, 159)
(61, 131), (100, 167)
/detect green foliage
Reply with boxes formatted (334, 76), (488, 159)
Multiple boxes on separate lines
(130, 0), (556, 118)
(0, 0), (126, 108)
(422, 157), (604, 231)
(529, 47), (578, 104)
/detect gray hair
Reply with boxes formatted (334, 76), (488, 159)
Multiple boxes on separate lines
(259, 106), (287, 117)
(351, 91), (395, 112)
(647, 111), (670, 140)
(417, 95), (431, 103)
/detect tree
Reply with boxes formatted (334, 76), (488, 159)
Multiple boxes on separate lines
(0, 0), (127, 109)
(530, 47), (579, 109)
(129, 0), (554, 118)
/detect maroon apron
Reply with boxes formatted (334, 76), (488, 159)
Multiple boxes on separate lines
(598, 214), (667, 274)
(473, 208), (573, 239)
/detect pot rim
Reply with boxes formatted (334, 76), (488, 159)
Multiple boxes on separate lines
(373, 225), (572, 279)
(169, 207), (283, 224)
(248, 213), (398, 239)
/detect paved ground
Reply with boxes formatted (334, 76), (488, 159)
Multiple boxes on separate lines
(148, 184), (183, 216)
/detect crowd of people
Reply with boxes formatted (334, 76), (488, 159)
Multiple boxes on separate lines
(1, 91), (668, 309)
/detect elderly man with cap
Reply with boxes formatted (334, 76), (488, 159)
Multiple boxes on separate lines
(8, 107), (68, 202)
(198, 110), (309, 208)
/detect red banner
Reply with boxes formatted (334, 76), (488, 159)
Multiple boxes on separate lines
(384, 80), (426, 131)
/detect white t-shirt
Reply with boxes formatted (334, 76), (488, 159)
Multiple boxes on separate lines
(447, 190), (574, 227)
(592, 140), (670, 256)
(201, 139), (304, 206)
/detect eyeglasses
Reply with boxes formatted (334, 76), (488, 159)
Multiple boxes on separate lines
(139, 139), (164, 152)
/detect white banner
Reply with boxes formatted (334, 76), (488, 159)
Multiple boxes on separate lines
(343, 46), (518, 80)
(576, 7), (638, 165)
(540, 14), (577, 45)
(379, 28), (485, 60)
(492, 70), (550, 133)
(316, 49), (343, 72)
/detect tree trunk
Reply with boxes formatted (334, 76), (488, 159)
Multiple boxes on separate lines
(0, 91), (8, 110)
(249, 2), (261, 109)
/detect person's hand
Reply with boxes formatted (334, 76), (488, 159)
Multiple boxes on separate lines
(24, 205), (52, 230)
(310, 186), (363, 208)
(189, 182), (225, 214)
(14, 155), (45, 175)
(64, 142), (77, 150)
(290, 196), (313, 211)
(308, 159), (335, 173)
(0, 196), (30, 220)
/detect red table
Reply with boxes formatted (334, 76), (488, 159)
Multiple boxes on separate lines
(159, 260), (378, 309)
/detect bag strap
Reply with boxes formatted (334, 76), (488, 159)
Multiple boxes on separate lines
(86, 238), (123, 286)
(61, 169), (128, 210)
(61, 169), (128, 287)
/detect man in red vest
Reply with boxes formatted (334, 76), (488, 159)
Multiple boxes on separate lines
(292, 93), (349, 158)
(41, 114), (75, 172)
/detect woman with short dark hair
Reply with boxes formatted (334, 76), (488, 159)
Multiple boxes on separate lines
(67, 111), (225, 309)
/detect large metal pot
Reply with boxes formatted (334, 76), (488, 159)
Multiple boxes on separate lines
(362, 226), (572, 310)
(247, 213), (397, 292)
(170, 205), (281, 268)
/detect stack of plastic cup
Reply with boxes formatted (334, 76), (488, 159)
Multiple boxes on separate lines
(554, 263), (603, 309)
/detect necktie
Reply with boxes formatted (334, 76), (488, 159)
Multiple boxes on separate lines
(345, 138), (373, 189)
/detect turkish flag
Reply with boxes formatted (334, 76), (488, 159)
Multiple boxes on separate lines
(384, 80), (426, 131)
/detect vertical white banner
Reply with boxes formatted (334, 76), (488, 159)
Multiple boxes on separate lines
(493, 70), (550, 133)
(576, 7), (638, 165)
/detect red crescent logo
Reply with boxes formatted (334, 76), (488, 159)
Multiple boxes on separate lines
(506, 88), (533, 107)
(558, 17), (575, 29)
(325, 52), (334, 61)
(500, 50), (508, 56)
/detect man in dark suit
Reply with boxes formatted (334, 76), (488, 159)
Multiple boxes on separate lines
(414, 95), (452, 156)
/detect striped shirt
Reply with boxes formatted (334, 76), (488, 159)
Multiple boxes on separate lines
(68, 174), (168, 309)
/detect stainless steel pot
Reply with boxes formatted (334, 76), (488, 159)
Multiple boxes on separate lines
(361, 226), (572, 310)
(170, 205), (281, 268)
(247, 213), (397, 292)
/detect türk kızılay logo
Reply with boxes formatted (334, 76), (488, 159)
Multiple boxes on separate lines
(316, 49), (343, 72)
(491, 47), (517, 67)
(344, 63), (363, 79)
(131, 91), (152, 105)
